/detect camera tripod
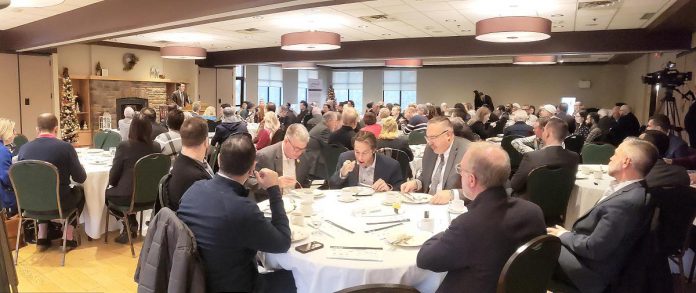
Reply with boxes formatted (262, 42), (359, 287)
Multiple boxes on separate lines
(655, 87), (683, 132)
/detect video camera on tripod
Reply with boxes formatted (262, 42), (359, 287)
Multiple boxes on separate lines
(642, 61), (692, 89)
(642, 61), (693, 132)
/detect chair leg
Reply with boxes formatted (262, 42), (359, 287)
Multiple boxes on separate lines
(60, 219), (68, 267)
(139, 212), (144, 238)
(124, 215), (135, 258)
(14, 217), (22, 265)
(104, 209), (109, 244)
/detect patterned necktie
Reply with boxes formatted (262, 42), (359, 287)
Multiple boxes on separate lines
(429, 154), (445, 195)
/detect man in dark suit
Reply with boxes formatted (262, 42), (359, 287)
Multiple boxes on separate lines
(18, 113), (86, 249)
(556, 102), (576, 134)
(177, 135), (290, 293)
(647, 114), (690, 159)
(171, 83), (190, 108)
(503, 109), (534, 137)
(640, 130), (690, 188)
(141, 107), (167, 140)
(610, 104), (641, 145)
(401, 116), (470, 204)
(309, 111), (340, 144)
(296, 100), (309, 124)
(417, 142), (546, 293)
(548, 139), (658, 293)
(597, 108), (617, 136)
(166, 118), (213, 211)
(278, 105), (297, 129)
(329, 107), (359, 150)
(511, 118), (580, 198)
(330, 131), (404, 191)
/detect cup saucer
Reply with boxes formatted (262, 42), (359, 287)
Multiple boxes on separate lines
(338, 196), (357, 203)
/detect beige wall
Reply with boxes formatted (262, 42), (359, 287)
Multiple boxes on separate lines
(0, 54), (21, 132)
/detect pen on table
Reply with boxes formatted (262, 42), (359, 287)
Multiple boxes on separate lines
(325, 220), (355, 234)
(366, 219), (410, 225)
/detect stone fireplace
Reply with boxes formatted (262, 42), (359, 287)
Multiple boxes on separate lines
(116, 97), (148, 121)
(90, 80), (167, 128)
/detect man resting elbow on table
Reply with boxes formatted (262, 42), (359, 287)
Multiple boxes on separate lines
(329, 131), (404, 191)
(400, 116), (471, 204)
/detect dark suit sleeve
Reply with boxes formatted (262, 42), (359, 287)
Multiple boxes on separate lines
(329, 153), (349, 188)
(510, 153), (531, 194)
(417, 220), (472, 272)
(239, 186), (291, 253)
(210, 127), (222, 146)
(387, 158), (404, 191)
(108, 144), (125, 187)
(559, 201), (641, 260)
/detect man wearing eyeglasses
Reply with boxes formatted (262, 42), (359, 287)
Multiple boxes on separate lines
(329, 131), (404, 191)
(251, 124), (318, 201)
(401, 116), (470, 204)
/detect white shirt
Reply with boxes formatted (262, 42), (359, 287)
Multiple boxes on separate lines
(280, 143), (296, 179)
(597, 179), (642, 204)
(358, 155), (377, 186)
(430, 142), (453, 193)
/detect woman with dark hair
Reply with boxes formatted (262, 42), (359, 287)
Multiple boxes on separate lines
(573, 110), (590, 138)
(105, 115), (160, 244)
(450, 117), (478, 141)
(426, 105), (438, 120)
(362, 112), (382, 138)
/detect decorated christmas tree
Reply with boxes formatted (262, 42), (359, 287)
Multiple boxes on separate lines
(327, 85), (335, 101)
(60, 68), (80, 143)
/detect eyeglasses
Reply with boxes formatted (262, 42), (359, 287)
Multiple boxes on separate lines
(287, 139), (307, 152)
(425, 130), (449, 141)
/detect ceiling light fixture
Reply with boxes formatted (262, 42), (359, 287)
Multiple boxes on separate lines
(282, 62), (318, 70)
(385, 59), (423, 68)
(10, 0), (64, 7)
(160, 46), (207, 60)
(513, 55), (557, 65)
(281, 31), (340, 51)
(475, 16), (551, 43)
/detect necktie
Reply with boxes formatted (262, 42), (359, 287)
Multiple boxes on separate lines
(429, 154), (445, 195)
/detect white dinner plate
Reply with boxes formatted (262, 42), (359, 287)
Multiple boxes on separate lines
(260, 198), (295, 214)
(86, 149), (103, 153)
(342, 186), (375, 196)
(291, 226), (310, 243)
(399, 192), (432, 204)
(337, 196), (358, 203)
(290, 188), (324, 198)
(386, 230), (432, 247)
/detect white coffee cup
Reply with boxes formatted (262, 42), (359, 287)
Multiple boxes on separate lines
(301, 201), (313, 217)
(581, 166), (591, 175)
(593, 170), (603, 180)
(418, 218), (435, 232)
(301, 193), (314, 203)
(291, 211), (305, 226)
(339, 192), (355, 201)
(450, 199), (466, 212)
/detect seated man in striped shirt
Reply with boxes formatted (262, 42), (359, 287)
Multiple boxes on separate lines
(404, 104), (429, 134)
(510, 117), (548, 154)
(155, 109), (184, 158)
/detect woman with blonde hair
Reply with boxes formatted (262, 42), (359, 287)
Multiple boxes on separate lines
(201, 106), (217, 120)
(377, 117), (414, 160)
(256, 111), (283, 150)
(0, 118), (17, 215)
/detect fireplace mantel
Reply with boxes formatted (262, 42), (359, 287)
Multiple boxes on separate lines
(70, 74), (185, 84)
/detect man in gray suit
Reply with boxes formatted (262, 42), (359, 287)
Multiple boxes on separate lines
(171, 83), (190, 108)
(308, 111), (340, 144)
(250, 124), (317, 201)
(548, 139), (658, 293)
(401, 116), (470, 204)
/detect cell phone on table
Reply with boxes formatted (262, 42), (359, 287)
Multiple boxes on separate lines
(295, 241), (324, 254)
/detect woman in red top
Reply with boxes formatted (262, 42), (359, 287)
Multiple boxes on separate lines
(362, 112), (381, 138)
(256, 111), (280, 150)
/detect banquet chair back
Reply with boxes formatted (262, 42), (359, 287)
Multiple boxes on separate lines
(527, 165), (576, 226)
(408, 130), (426, 145)
(104, 153), (171, 257)
(581, 143), (615, 164)
(377, 147), (413, 179)
(12, 134), (27, 149)
(93, 130), (121, 150)
(336, 284), (420, 293)
(9, 160), (79, 266)
(501, 135), (523, 171)
(564, 134), (584, 154)
(321, 144), (348, 184)
(155, 173), (172, 215)
(496, 235), (561, 293)
(208, 144), (221, 173)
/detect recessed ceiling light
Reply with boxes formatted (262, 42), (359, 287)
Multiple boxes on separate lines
(433, 30), (443, 33)
(445, 19), (456, 22)
(357, 25), (368, 29)
(424, 26), (434, 30)
(225, 46), (231, 49)
(252, 16), (264, 20)
(381, 33), (391, 36)
(551, 14), (564, 17)
(461, 29), (471, 32)
(586, 23), (598, 26)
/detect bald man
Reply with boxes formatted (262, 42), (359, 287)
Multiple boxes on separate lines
(417, 142), (545, 293)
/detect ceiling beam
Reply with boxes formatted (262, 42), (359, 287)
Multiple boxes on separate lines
(200, 29), (692, 66)
(0, 0), (364, 52)
(647, 0), (696, 32)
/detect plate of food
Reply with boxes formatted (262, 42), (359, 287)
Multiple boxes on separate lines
(259, 198), (295, 214)
(342, 186), (375, 196)
(386, 230), (432, 247)
(291, 226), (310, 243)
(289, 188), (324, 198)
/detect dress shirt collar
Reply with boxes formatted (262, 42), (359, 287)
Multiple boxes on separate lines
(280, 142), (295, 163)
(37, 133), (56, 139)
(215, 173), (249, 198)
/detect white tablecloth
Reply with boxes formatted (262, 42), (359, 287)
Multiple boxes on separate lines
(564, 164), (613, 228)
(261, 190), (455, 293)
(76, 149), (120, 239)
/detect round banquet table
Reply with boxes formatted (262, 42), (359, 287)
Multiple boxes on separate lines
(563, 164), (613, 228)
(76, 149), (121, 239)
(260, 190), (455, 293)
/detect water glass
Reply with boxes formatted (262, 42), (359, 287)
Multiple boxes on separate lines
(109, 147), (117, 156)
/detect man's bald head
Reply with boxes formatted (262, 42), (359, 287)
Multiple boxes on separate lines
(37, 113), (58, 132)
(460, 142), (511, 192)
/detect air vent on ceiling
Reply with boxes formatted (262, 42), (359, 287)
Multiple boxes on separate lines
(640, 13), (656, 20)
(578, 0), (620, 10)
(359, 14), (397, 23)
(234, 28), (267, 34)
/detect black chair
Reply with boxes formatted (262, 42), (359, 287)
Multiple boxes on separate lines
(526, 165), (576, 226)
(377, 147), (412, 179)
(408, 130), (426, 145)
(336, 284), (420, 293)
(497, 235), (561, 293)
(154, 173), (172, 215)
(321, 143), (349, 187)
(501, 135), (523, 172)
(564, 135), (584, 155)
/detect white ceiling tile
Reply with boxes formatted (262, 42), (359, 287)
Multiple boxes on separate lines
(364, 0), (407, 8)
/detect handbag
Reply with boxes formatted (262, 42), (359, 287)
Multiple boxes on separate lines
(1, 211), (24, 251)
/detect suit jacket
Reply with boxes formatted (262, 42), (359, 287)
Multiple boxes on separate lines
(171, 91), (190, 107)
(504, 121), (534, 137)
(611, 113), (640, 144)
(167, 154), (213, 211)
(511, 146), (580, 198)
(306, 114), (322, 130)
(417, 137), (470, 193)
(105, 140), (160, 198)
(250, 142), (318, 201)
(474, 94), (494, 110)
(417, 186), (546, 293)
(558, 181), (651, 293)
(280, 111), (297, 129)
(309, 122), (331, 144)
(645, 159), (690, 188)
(177, 176), (290, 292)
(666, 133), (690, 159)
(329, 125), (357, 150)
(210, 121), (249, 146)
(329, 152), (404, 190)
(151, 121), (168, 141)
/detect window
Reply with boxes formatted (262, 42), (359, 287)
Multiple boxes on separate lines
(258, 65), (283, 105)
(235, 65), (245, 106)
(298, 69), (319, 102)
(332, 71), (363, 111)
(383, 70), (417, 106)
